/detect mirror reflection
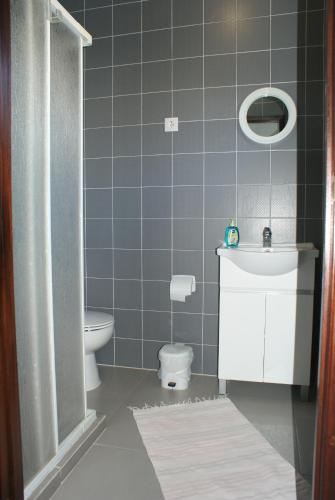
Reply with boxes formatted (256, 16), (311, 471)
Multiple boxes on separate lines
(246, 96), (289, 137)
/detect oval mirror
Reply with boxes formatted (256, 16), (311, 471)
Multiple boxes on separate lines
(239, 87), (297, 144)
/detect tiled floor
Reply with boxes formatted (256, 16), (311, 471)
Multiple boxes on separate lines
(51, 366), (315, 499)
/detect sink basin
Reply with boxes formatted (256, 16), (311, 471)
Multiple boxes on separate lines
(217, 243), (319, 276)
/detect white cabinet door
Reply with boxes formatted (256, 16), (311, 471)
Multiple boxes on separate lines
(264, 294), (313, 385)
(219, 292), (265, 382)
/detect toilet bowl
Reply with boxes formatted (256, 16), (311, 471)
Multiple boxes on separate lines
(84, 311), (114, 391)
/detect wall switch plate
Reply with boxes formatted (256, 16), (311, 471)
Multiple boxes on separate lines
(164, 117), (178, 132)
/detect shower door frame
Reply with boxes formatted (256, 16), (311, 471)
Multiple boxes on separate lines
(313, 0), (335, 498)
(0, 0), (24, 498)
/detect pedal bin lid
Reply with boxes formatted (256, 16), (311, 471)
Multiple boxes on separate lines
(159, 343), (193, 359)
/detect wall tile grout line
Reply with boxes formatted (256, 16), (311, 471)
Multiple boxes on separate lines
(99, 337), (219, 347)
(84, 44), (324, 72)
(87, 277), (221, 284)
(88, 305), (218, 316)
(79, 10), (325, 37)
(71, 3), (324, 17)
(85, 218), (322, 223)
(269, 0), (272, 227)
(84, 182), (325, 189)
(84, 113), (323, 131)
(235, 0), (238, 226)
(111, 2), (116, 365)
(84, 148), (324, 160)
(170, 0), (174, 348)
(201, 0), (205, 373)
(84, 0), (88, 313)
(85, 79), (325, 100)
(303, 2), (308, 242)
(140, 0), (144, 368)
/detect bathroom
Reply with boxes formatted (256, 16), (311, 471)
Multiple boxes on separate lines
(1, 0), (333, 499)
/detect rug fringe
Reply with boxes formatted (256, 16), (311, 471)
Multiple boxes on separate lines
(128, 394), (227, 411)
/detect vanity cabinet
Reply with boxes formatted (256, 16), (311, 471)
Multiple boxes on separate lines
(219, 292), (265, 382)
(217, 244), (318, 393)
(263, 294), (314, 384)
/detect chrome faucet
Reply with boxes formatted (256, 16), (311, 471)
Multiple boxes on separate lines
(263, 227), (272, 248)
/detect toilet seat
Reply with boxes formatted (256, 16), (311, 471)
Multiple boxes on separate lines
(84, 311), (114, 332)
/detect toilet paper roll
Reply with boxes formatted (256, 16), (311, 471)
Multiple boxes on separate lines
(170, 275), (196, 302)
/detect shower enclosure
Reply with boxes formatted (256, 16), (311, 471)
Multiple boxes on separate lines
(10, 0), (92, 495)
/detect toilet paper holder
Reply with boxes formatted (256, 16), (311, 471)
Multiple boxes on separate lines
(170, 275), (196, 302)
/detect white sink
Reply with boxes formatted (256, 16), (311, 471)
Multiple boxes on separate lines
(217, 243), (319, 276)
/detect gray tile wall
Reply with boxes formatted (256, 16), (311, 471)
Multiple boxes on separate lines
(61, 0), (325, 375)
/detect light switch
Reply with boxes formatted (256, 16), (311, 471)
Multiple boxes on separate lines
(164, 117), (178, 132)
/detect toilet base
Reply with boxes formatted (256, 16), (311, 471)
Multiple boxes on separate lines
(85, 353), (101, 391)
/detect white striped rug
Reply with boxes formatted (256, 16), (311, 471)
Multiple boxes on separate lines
(132, 398), (311, 500)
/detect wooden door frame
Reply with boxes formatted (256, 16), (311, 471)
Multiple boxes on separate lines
(0, 0), (24, 499)
(313, 0), (335, 498)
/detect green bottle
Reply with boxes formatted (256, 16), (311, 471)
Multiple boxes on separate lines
(224, 220), (240, 248)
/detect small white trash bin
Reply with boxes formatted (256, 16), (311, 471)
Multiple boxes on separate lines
(158, 343), (193, 390)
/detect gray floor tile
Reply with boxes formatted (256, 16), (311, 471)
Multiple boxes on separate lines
(228, 381), (295, 426)
(97, 406), (145, 451)
(51, 444), (163, 500)
(228, 381), (316, 480)
(87, 366), (147, 419)
(254, 423), (298, 469)
(295, 414), (316, 476)
(293, 399), (316, 421)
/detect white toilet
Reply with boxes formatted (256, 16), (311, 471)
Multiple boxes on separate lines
(84, 311), (114, 391)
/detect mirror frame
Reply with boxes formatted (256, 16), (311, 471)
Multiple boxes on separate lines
(239, 87), (297, 145)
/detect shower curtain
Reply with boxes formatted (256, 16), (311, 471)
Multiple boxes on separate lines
(11, 0), (86, 484)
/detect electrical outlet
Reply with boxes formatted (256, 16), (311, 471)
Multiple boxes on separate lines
(164, 117), (178, 132)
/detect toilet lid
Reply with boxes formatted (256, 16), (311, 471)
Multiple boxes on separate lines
(84, 311), (114, 331)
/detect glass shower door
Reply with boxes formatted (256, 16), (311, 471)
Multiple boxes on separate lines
(11, 0), (90, 486)
(50, 18), (85, 445)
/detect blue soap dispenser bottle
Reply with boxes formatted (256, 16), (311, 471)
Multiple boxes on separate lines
(224, 220), (240, 248)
